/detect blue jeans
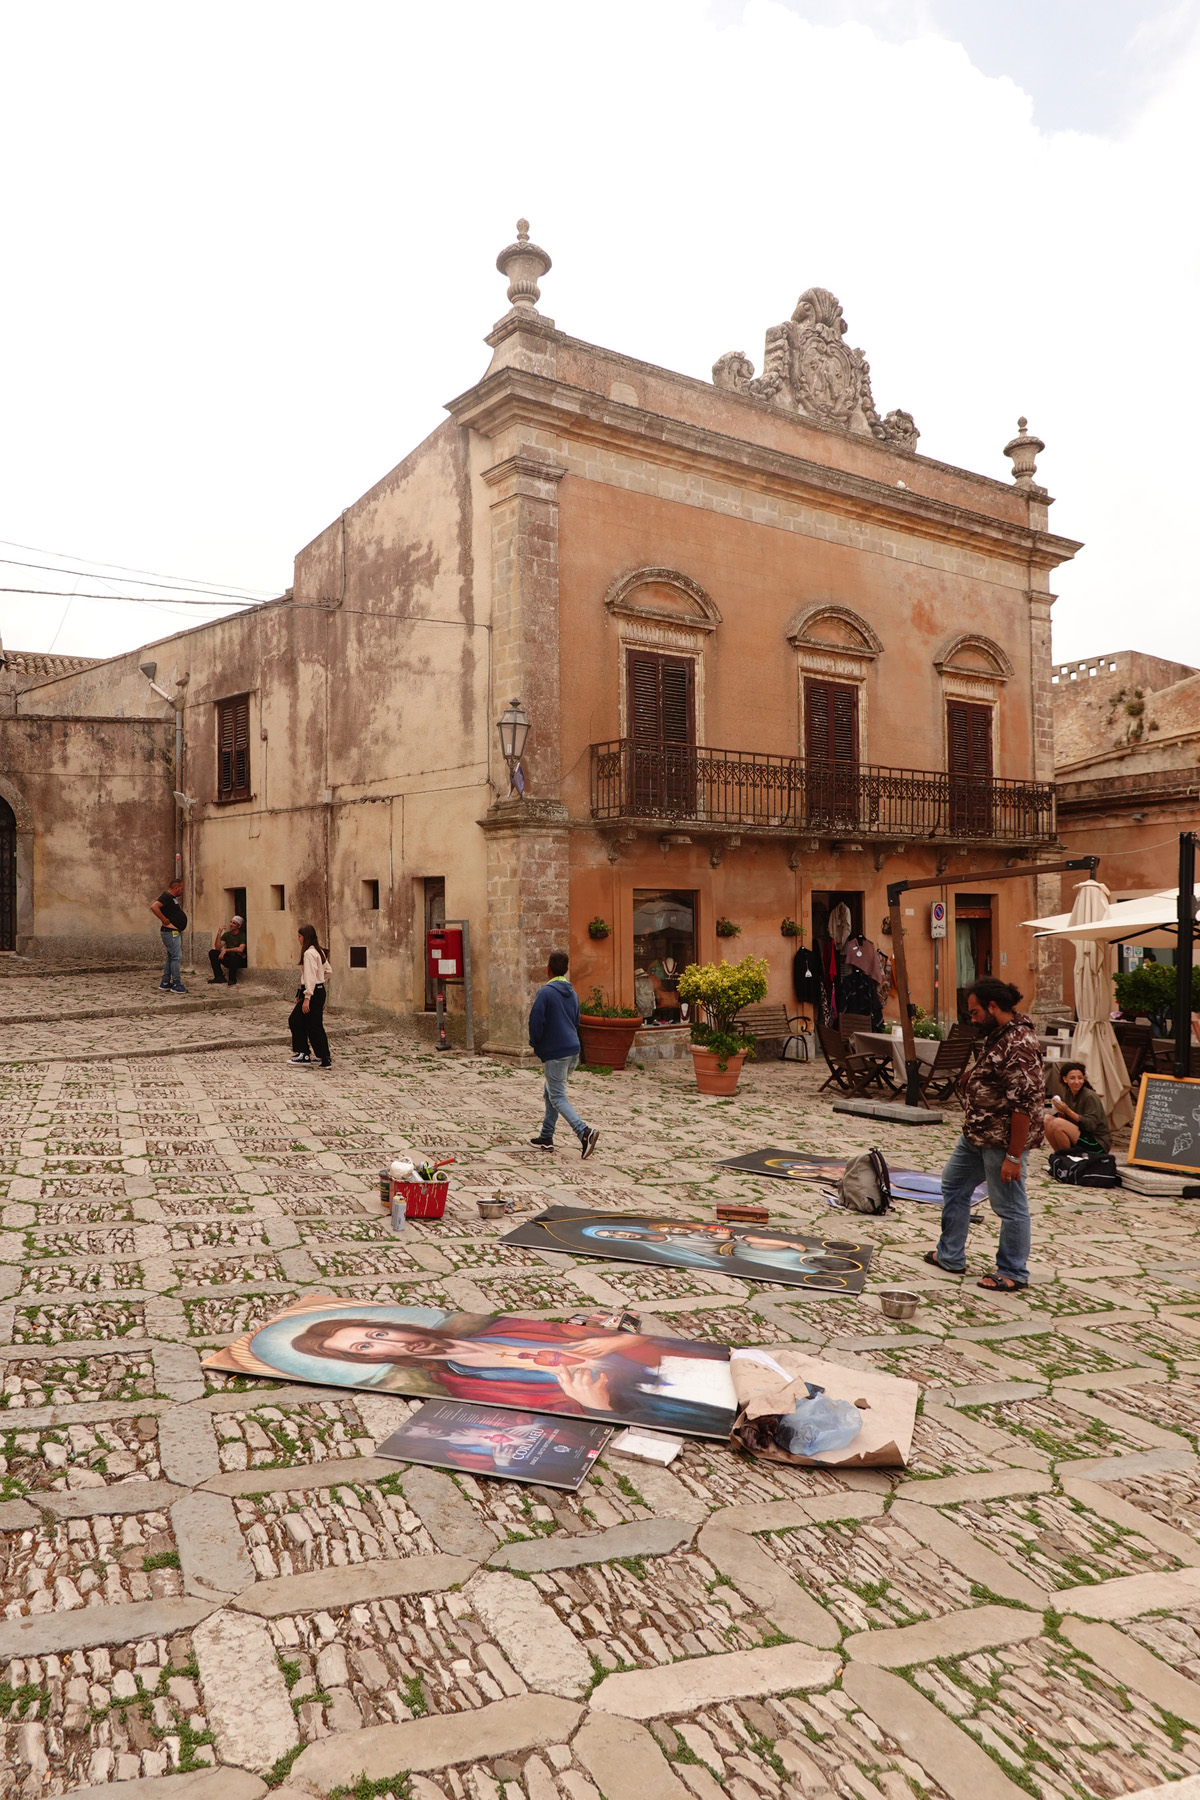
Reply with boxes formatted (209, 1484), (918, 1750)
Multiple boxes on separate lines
(937, 1134), (1031, 1287)
(541, 1055), (588, 1142)
(159, 928), (184, 991)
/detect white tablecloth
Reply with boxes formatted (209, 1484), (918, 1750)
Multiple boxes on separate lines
(853, 1031), (940, 1084)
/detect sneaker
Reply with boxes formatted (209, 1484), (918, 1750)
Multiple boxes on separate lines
(289, 1053), (311, 1065)
(530, 1136), (554, 1149)
(317, 1062), (332, 1070)
(170, 986), (188, 995)
(581, 1127), (600, 1161)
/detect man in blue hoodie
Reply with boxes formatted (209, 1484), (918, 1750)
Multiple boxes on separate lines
(528, 951), (599, 1159)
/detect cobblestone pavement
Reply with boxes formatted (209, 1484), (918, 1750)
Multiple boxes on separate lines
(2, 967), (1200, 1799)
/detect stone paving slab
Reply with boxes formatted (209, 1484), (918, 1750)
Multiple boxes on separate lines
(8, 966), (1200, 1795)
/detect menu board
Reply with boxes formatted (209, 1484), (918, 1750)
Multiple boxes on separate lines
(1128, 1074), (1200, 1174)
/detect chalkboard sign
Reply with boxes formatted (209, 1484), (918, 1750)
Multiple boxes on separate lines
(1129, 1074), (1200, 1174)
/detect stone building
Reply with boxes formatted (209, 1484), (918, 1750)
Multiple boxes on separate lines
(3, 226), (1081, 1047)
(1053, 649), (1200, 953)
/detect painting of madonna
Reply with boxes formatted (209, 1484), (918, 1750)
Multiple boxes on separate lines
(202, 1299), (737, 1439)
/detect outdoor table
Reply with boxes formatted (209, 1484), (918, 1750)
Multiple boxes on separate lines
(853, 1030), (939, 1085)
(1040, 1033), (1075, 1063)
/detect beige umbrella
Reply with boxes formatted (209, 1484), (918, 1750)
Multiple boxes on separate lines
(1066, 879), (1133, 1126)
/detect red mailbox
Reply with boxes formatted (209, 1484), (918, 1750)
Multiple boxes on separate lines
(426, 925), (464, 984)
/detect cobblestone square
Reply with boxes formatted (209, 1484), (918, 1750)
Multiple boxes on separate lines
(2, 971), (1200, 1799)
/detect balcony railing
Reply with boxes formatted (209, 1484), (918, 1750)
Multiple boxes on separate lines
(589, 739), (1056, 843)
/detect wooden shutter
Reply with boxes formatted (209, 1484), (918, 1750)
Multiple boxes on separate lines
(627, 654), (694, 745)
(217, 696), (251, 801)
(947, 703), (992, 778)
(805, 680), (858, 764)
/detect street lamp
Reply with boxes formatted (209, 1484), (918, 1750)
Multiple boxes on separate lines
(497, 698), (531, 795)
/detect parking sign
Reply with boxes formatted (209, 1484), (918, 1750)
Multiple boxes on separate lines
(931, 901), (947, 938)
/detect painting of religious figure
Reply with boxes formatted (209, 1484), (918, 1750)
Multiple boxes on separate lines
(202, 1296), (737, 1438)
(375, 1401), (610, 1489)
(500, 1206), (872, 1293)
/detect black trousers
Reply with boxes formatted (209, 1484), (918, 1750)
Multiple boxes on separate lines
(208, 949), (247, 985)
(288, 984), (329, 1064)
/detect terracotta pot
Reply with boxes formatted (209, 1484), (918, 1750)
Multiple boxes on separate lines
(690, 1045), (748, 1095)
(578, 1014), (640, 1071)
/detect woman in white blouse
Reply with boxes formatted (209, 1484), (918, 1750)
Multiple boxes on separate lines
(289, 924), (331, 1067)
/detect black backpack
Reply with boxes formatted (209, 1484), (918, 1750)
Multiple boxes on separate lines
(1048, 1150), (1120, 1189)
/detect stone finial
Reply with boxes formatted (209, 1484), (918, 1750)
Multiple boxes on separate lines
(1004, 416), (1045, 489)
(495, 218), (552, 312)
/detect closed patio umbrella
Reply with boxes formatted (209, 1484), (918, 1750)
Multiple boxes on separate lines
(1066, 879), (1133, 1127)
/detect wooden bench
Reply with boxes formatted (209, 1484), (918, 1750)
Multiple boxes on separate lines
(734, 1003), (810, 1061)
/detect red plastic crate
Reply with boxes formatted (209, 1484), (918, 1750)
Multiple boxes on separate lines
(392, 1178), (449, 1220)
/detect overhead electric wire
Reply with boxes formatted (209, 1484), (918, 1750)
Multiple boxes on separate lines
(0, 536), (274, 599)
(0, 586), (260, 607)
(0, 555), (272, 602)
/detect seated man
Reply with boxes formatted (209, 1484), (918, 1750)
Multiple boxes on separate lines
(208, 914), (247, 987)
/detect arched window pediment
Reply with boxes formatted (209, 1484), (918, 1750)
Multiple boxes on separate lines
(934, 633), (1014, 682)
(786, 603), (882, 660)
(603, 567), (721, 633)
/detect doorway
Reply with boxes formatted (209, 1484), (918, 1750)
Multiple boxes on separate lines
(423, 876), (446, 1011)
(955, 893), (993, 1020)
(0, 798), (15, 951)
(811, 889), (864, 1021)
(632, 889), (696, 1021)
(225, 888), (247, 933)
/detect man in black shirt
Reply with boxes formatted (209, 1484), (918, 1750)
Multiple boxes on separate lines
(150, 878), (188, 994)
(208, 914), (247, 987)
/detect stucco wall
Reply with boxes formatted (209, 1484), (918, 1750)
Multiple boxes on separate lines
(0, 715), (174, 956)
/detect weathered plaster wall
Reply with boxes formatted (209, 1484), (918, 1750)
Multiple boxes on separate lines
(0, 715), (174, 956)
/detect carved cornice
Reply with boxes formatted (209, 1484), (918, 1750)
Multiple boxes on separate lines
(478, 797), (570, 834)
(604, 567), (722, 632)
(480, 452), (568, 501)
(934, 633), (1015, 682)
(446, 368), (1082, 573)
(787, 603), (883, 659)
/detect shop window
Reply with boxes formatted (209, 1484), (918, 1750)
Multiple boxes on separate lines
(216, 696), (251, 802)
(632, 890), (695, 1022)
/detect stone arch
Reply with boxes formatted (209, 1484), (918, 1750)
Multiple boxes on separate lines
(603, 567), (722, 632)
(0, 771), (33, 950)
(786, 603), (883, 660)
(934, 633), (1014, 682)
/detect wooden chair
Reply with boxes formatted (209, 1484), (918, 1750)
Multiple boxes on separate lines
(816, 1024), (890, 1096)
(839, 1012), (874, 1039)
(912, 1033), (974, 1108)
(733, 1003), (809, 1061)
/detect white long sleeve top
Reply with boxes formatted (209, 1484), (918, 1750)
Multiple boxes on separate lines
(302, 944), (326, 997)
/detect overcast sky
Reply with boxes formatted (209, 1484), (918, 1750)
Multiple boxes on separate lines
(1, 0), (1197, 667)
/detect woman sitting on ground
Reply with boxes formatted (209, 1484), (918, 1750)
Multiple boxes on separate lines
(1044, 1062), (1111, 1156)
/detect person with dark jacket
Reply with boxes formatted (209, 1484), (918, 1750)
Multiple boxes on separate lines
(528, 951), (599, 1159)
(1044, 1062), (1112, 1155)
(208, 914), (247, 986)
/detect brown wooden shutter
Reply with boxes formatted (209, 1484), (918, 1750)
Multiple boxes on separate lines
(627, 654), (695, 745)
(805, 680), (858, 764)
(217, 696), (251, 800)
(947, 702), (992, 778)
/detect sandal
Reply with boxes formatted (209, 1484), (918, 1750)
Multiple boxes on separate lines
(923, 1251), (966, 1274)
(977, 1273), (1028, 1293)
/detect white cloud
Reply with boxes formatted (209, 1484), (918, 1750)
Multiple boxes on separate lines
(1, 0), (1197, 666)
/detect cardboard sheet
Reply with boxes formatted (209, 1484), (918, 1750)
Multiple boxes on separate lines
(728, 1345), (918, 1468)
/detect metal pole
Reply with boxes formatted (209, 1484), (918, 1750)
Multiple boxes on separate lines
(435, 978), (449, 1052)
(1175, 831), (1196, 1079)
(886, 884), (922, 1107)
(460, 921), (475, 1053)
(174, 708), (183, 881)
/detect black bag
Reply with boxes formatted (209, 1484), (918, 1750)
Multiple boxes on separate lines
(836, 1148), (892, 1214)
(1049, 1150), (1119, 1189)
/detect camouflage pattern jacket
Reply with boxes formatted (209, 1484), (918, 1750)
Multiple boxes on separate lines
(961, 1013), (1045, 1151)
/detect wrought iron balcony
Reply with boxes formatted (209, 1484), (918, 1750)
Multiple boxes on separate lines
(589, 739), (1056, 844)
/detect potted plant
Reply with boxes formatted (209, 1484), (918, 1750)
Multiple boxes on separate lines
(911, 1007), (943, 1041)
(578, 987), (642, 1070)
(715, 918), (741, 938)
(677, 954), (769, 1095)
(588, 917), (612, 940)
(780, 918), (802, 938)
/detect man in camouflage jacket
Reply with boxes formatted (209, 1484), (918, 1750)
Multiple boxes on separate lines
(928, 978), (1044, 1292)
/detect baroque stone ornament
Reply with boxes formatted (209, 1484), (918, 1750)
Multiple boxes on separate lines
(496, 219), (551, 312)
(712, 286), (919, 451)
(1004, 416), (1046, 490)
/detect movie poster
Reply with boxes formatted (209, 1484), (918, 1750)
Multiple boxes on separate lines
(376, 1401), (610, 1489)
(202, 1296), (736, 1438)
(501, 1205), (872, 1292)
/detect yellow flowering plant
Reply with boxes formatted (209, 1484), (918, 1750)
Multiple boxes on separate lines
(677, 954), (769, 1068)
